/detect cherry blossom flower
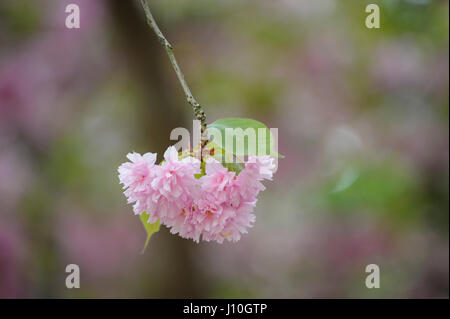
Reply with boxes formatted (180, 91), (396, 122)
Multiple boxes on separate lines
(118, 146), (276, 244)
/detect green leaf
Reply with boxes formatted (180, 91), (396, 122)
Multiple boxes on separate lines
(207, 141), (245, 174)
(207, 118), (284, 158)
(140, 212), (160, 254)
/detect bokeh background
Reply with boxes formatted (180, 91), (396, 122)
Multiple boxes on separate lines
(0, 0), (448, 298)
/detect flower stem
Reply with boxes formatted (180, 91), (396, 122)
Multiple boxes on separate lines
(139, 0), (207, 152)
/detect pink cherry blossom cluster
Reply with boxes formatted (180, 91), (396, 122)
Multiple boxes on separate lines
(118, 146), (276, 243)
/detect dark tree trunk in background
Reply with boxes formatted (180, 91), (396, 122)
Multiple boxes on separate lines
(108, 0), (207, 298)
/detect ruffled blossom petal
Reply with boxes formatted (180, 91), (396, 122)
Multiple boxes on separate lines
(118, 146), (275, 243)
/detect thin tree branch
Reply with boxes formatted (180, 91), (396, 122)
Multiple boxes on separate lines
(139, 0), (207, 152)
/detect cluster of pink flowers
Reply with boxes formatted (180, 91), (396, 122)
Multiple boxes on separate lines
(118, 146), (275, 243)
